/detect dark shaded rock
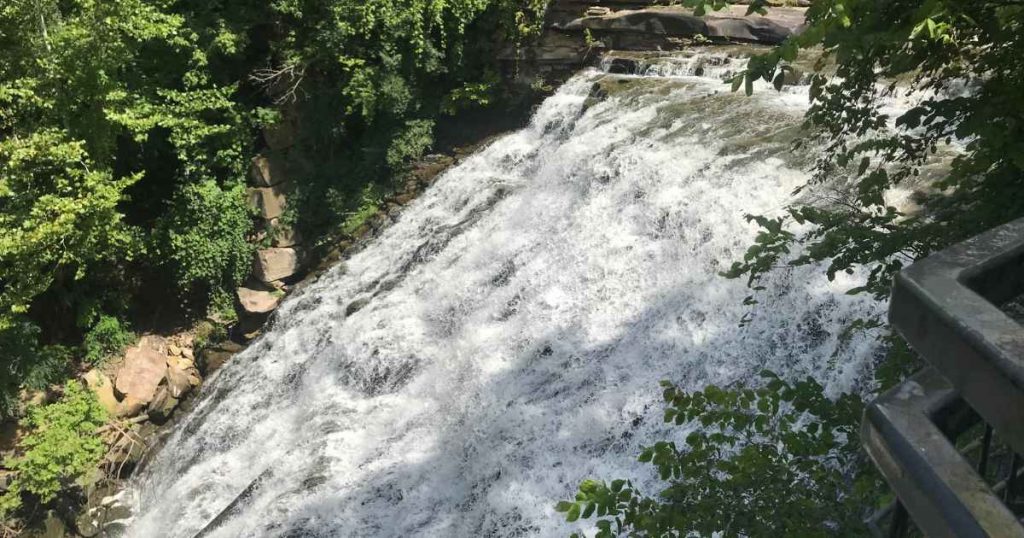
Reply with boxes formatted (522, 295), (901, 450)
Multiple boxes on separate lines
(605, 57), (639, 74)
(76, 491), (134, 538)
(263, 113), (297, 150)
(345, 297), (371, 317)
(26, 511), (67, 538)
(199, 341), (244, 376)
(0, 470), (15, 492)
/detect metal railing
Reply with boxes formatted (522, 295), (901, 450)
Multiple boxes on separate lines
(863, 217), (1024, 537)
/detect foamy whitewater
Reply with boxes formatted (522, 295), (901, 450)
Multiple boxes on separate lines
(126, 53), (885, 537)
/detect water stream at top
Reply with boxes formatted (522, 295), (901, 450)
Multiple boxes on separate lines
(125, 51), (885, 537)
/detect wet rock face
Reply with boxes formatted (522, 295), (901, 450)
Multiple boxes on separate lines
(76, 491), (134, 538)
(559, 6), (803, 45)
(604, 57), (640, 74)
(501, 2), (806, 86)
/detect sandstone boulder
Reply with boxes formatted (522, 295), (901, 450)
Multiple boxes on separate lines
(166, 363), (193, 399)
(115, 397), (146, 419)
(82, 370), (120, 416)
(237, 286), (283, 315)
(114, 336), (167, 405)
(250, 154), (289, 187)
(253, 247), (300, 283)
(247, 183), (291, 220)
(147, 385), (179, 423)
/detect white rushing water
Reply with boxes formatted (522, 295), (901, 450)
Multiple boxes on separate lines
(126, 53), (885, 537)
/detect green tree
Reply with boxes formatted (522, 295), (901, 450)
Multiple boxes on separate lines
(0, 0), (256, 411)
(719, 0), (1024, 299)
(0, 382), (109, 519)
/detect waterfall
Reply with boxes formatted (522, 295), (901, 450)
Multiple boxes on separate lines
(125, 52), (885, 537)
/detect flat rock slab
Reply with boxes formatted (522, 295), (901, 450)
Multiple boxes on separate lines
(253, 247), (300, 283)
(237, 286), (283, 315)
(560, 6), (805, 45)
(114, 335), (167, 405)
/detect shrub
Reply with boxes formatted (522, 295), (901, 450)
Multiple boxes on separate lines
(157, 180), (254, 302)
(385, 119), (436, 170)
(82, 316), (136, 364)
(208, 289), (239, 324)
(0, 382), (108, 519)
(558, 373), (880, 537)
(192, 320), (227, 351)
(0, 322), (72, 419)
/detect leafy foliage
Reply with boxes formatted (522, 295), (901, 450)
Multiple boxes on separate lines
(0, 0), (256, 411)
(0, 131), (140, 323)
(558, 373), (880, 537)
(82, 316), (136, 365)
(717, 0), (1024, 299)
(0, 323), (71, 417)
(0, 382), (108, 519)
(386, 119), (436, 170)
(1, 0), (551, 409)
(253, 0), (550, 242)
(156, 180), (254, 302)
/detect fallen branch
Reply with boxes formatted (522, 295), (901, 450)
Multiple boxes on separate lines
(95, 414), (149, 435)
(250, 62), (306, 104)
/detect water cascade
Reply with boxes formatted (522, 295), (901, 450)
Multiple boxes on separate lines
(126, 51), (885, 537)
